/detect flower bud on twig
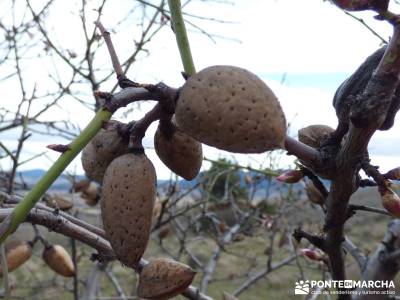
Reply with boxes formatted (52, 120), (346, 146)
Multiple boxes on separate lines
(299, 248), (324, 261)
(379, 185), (400, 218)
(276, 170), (304, 184)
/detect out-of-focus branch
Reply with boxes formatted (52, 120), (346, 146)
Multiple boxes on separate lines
(342, 237), (367, 270)
(354, 220), (400, 299)
(233, 256), (296, 297)
(105, 267), (127, 300)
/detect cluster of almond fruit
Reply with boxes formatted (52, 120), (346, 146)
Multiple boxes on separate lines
(44, 180), (100, 211)
(80, 65), (288, 298)
(0, 240), (75, 278)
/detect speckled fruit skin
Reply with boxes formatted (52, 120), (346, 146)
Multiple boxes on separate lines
(137, 258), (196, 299)
(101, 153), (156, 268)
(81, 120), (128, 183)
(0, 241), (32, 275)
(154, 123), (202, 180)
(175, 66), (286, 153)
(43, 245), (75, 277)
(298, 125), (335, 148)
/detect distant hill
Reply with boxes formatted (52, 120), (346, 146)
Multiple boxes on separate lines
(15, 169), (322, 196)
(15, 169), (85, 191)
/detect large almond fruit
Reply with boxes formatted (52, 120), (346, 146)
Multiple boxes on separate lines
(137, 258), (196, 299)
(298, 125), (335, 148)
(101, 153), (156, 268)
(175, 66), (286, 153)
(81, 120), (128, 182)
(0, 241), (32, 275)
(42, 244), (75, 277)
(154, 121), (202, 180)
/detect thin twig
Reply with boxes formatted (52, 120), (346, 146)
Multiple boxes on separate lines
(95, 21), (124, 78)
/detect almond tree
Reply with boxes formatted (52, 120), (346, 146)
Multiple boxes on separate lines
(1, 0), (400, 299)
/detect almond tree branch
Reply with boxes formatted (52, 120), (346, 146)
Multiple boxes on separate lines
(0, 191), (106, 239)
(284, 137), (322, 170)
(322, 20), (400, 299)
(168, 0), (196, 75)
(348, 204), (390, 216)
(95, 21), (124, 78)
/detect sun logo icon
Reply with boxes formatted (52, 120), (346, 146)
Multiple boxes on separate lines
(295, 280), (310, 295)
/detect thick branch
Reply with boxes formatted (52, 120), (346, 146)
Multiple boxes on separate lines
(0, 191), (106, 239)
(284, 136), (322, 169)
(322, 24), (400, 299)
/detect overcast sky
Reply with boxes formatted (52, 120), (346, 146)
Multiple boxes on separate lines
(1, 0), (400, 180)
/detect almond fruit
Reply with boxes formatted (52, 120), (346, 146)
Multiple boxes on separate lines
(298, 125), (335, 148)
(157, 225), (170, 240)
(81, 120), (128, 182)
(72, 179), (90, 192)
(46, 194), (73, 211)
(175, 66), (286, 153)
(276, 170), (304, 184)
(81, 181), (100, 206)
(154, 121), (202, 180)
(0, 241), (32, 275)
(42, 244), (75, 277)
(101, 152), (156, 268)
(137, 257), (196, 299)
